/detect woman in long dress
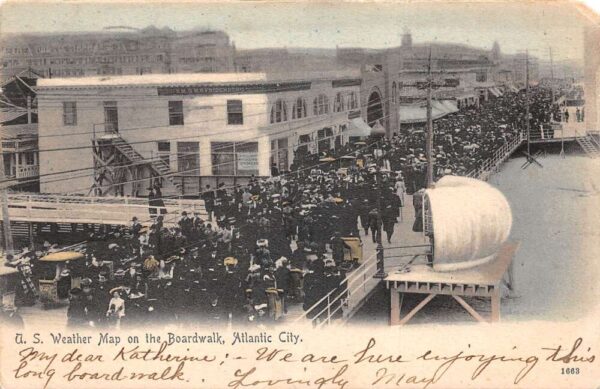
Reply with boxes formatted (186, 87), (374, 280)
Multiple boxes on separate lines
(106, 291), (125, 330)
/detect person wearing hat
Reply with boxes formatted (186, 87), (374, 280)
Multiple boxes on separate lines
(274, 257), (291, 314)
(106, 289), (125, 329)
(199, 184), (214, 222)
(131, 216), (142, 238)
(178, 211), (193, 239)
(218, 257), (242, 323)
(382, 204), (398, 244)
(367, 207), (383, 244)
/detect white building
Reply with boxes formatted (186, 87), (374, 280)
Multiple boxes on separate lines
(36, 71), (362, 196)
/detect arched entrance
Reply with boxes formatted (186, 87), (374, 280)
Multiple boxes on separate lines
(367, 90), (384, 127)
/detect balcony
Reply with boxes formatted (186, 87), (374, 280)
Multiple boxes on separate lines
(16, 165), (39, 179)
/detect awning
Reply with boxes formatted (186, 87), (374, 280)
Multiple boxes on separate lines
(399, 100), (457, 124)
(347, 117), (372, 137)
(371, 121), (386, 136)
(439, 100), (459, 115)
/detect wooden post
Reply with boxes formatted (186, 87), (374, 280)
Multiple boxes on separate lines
(26, 95), (32, 124)
(491, 288), (501, 322)
(28, 222), (34, 250)
(0, 141), (14, 256)
(390, 288), (400, 326)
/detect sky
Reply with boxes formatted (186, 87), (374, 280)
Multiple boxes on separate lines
(0, 1), (595, 62)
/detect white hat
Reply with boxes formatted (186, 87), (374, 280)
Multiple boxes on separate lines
(249, 264), (261, 273)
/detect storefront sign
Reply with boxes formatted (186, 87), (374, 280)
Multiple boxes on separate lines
(157, 81), (311, 96)
(332, 78), (362, 88)
(237, 152), (258, 171)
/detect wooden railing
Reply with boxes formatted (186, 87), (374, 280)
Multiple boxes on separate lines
(294, 249), (380, 326)
(16, 165), (39, 179)
(2, 193), (206, 225)
(466, 132), (525, 181)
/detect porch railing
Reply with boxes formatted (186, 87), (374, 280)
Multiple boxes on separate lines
(16, 165), (39, 179)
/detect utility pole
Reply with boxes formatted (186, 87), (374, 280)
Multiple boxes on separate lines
(0, 144), (14, 257)
(425, 47), (434, 188)
(550, 47), (565, 158)
(525, 49), (531, 160)
(549, 47), (555, 106)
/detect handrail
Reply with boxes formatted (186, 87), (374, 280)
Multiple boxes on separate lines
(466, 132), (524, 181)
(294, 248), (379, 324)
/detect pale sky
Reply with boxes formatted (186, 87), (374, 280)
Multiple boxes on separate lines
(0, 1), (594, 61)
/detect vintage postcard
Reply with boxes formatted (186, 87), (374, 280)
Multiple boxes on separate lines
(0, 0), (598, 388)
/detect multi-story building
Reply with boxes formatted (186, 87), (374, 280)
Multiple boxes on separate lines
(36, 71), (363, 196)
(235, 48), (340, 73)
(0, 26), (235, 80)
(0, 70), (40, 191)
(338, 31), (499, 136)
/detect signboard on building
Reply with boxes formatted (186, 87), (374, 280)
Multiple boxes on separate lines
(157, 81), (311, 96)
(444, 78), (460, 87)
(237, 152), (258, 171)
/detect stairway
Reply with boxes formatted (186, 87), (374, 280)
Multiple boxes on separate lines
(101, 134), (183, 192)
(576, 135), (600, 158)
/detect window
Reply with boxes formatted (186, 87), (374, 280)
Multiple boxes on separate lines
(168, 101), (184, 125)
(227, 99), (243, 125)
(157, 141), (171, 166)
(296, 134), (312, 155)
(392, 82), (397, 104)
(292, 97), (307, 119)
(270, 99), (288, 123)
(24, 152), (35, 165)
(317, 127), (334, 153)
(211, 141), (258, 176)
(103, 101), (118, 133)
(177, 142), (199, 176)
(270, 138), (289, 172)
(347, 92), (359, 110)
(313, 94), (329, 115)
(476, 71), (487, 82)
(333, 92), (345, 112)
(62, 102), (77, 125)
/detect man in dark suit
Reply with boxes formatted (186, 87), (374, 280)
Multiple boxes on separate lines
(201, 185), (215, 221)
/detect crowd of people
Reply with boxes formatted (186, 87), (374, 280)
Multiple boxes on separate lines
(2, 86), (559, 328)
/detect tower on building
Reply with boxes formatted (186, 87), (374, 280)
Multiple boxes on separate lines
(401, 28), (413, 49)
(491, 40), (501, 61)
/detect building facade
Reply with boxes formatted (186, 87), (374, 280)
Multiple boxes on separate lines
(0, 26), (235, 80)
(36, 71), (362, 196)
(0, 70), (40, 191)
(339, 32), (498, 137)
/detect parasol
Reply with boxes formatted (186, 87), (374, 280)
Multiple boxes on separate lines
(40, 251), (84, 262)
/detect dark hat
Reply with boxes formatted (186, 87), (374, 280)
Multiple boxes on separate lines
(80, 278), (93, 287)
